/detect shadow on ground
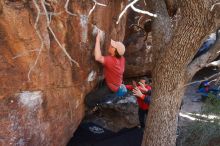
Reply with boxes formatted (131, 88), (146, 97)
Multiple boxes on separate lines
(67, 122), (143, 146)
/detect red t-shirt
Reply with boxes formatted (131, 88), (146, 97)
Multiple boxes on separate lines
(103, 56), (125, 92)
(137, 85), (151, 110)
(126, 85), (151, 110)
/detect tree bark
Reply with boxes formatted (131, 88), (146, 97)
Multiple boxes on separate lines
(146, 0), (172, 67)
(142, 1), (215, 146)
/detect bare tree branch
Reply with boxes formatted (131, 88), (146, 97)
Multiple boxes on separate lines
(20, 0), (110, 80)
(130, 5), (157, 17)
(210, 2), (220, 11)
(41, 0), (50, 24)
(47, 26), (79, 67)
(40, 11), (63, 16)
(93, 0), (107, 6)
(65, 0), (77, 16)
(41, 0), (79, 67)
(88, 0), (107, 16)
(28, 0), (80, 81)
(29, 0), (45, 81)
(129, 24), (146, 33)
(137, 16), (143, 26)
(33, 0), (41, 28)
(183, 72), (220, 87)
(116, 0), (157, 24)
(206, 60), (220, 67)
(116, 0), (139, 24)
(13, 49), (39, 59)
(144, 0), (147, 6)
(88, 3), (97, 16)
(28, 31), (44, 81)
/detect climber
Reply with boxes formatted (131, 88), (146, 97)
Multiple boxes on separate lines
(197, 80), (220, 102)
(85, 30), (127, 108)
(126, 78), (152, 129)
(125, 77), (152, 95)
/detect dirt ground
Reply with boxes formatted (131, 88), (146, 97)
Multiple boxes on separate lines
(178, 83), (203, 126)
(179, 67), (219, 126)
(177, 71), (220, 146)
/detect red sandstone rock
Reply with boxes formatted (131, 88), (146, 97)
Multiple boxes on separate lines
(0, 0), (128, 145)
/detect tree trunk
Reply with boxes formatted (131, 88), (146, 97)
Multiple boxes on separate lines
(148, 0), (172, 63)
(142, 1), (214, 146)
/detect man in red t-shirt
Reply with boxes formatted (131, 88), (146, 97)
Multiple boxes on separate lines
(85, 30), (127, 108)
(126, 78), (151, 129)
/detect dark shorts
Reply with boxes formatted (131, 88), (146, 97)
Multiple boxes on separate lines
(85, 80), (127, 108)
(85, 81), (115, 108)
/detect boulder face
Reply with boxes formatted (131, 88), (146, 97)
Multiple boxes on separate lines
(0, 0), (128, 146)
(123, 1), (153, 78)
(84, 94), (139, 132)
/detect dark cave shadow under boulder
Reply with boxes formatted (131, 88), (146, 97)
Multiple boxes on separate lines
(67, 122), (143, 146)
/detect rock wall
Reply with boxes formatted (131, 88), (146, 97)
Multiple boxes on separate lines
(84, 94), (139, 132)
(123, 1), (153, 78)
(0, 0), (128, 146)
